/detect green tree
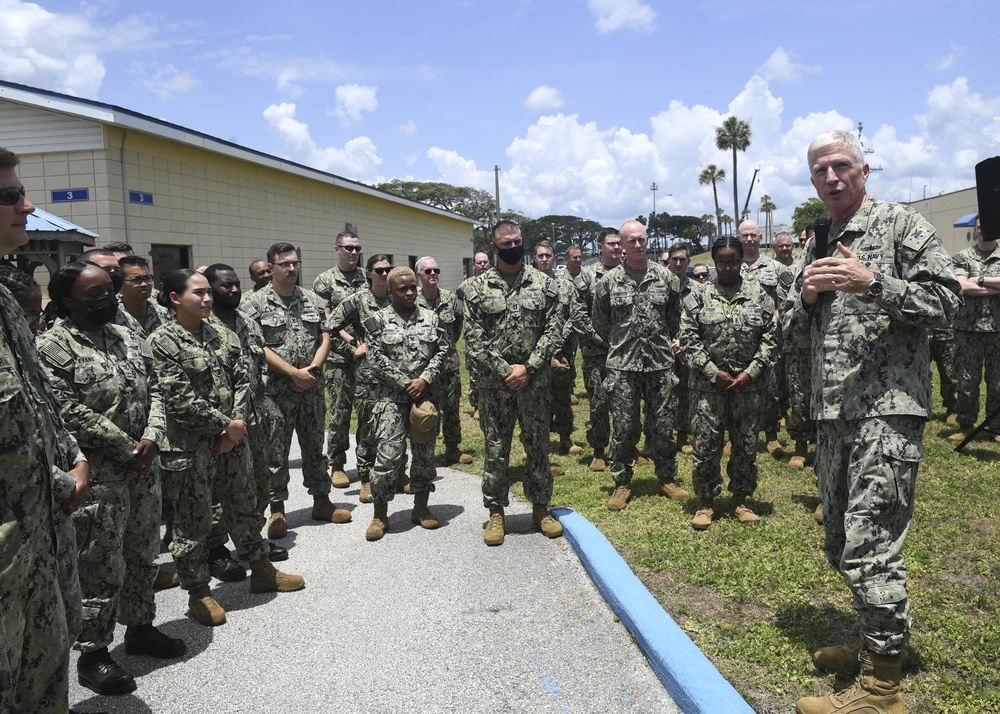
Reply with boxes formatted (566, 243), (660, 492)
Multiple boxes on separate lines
(720, 213), (734, 235)
(714, 117), (752, 226)
(759, 194), (776, 246)
(698, 214), (717, 252)
(698, 164), (726, 237)
(524, 215), (604, 256)
(376, 179), (500, 252)
(791, 197), (829, 235)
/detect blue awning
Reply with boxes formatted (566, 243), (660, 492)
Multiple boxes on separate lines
(954, 213), (978, 227)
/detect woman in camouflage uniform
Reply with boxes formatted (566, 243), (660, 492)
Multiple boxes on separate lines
(680, 237), (777, 531)
(149, 270), (305, 627)
(327, 254), (394, 503)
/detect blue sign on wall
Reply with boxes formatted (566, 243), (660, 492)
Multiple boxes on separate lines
(128, 191), (154, 205)
(51, 189), (90, 202)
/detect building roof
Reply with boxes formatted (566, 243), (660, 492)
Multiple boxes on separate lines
(27, 206), (99, 239)
(0, 80), (476, 226)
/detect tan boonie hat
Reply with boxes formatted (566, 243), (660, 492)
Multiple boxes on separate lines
(550, 353), (572, 387)
(410, 400), (439, 444)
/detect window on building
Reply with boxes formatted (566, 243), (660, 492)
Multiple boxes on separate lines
(150, 244), (191, 289)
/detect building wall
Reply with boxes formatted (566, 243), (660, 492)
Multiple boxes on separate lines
(7, 106), (474, 290)
(907, 187), (979, 257)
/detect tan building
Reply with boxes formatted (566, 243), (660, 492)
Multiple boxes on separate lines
(0, 81), (476, 289)
(907, 186), (979, 256)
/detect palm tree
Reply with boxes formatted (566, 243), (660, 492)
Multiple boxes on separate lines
(700, 213), (717, 247)
(698, 164), (726, 237)
(720, 213), (733, 235)
(759, 194), (776, 246)
(714, 116), (752, 225)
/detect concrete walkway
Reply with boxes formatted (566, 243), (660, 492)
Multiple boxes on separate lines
(69, 436), (680, 714)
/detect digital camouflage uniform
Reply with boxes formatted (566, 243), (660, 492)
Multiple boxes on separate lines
(313, 267), (367, 469)
(571, 261), (616, 452)
(208, 313), (274, 549)
(364, 305), (449, 502)
(928, 328), (957, 414)
(783, 199), (961, 655)
(120, 295), (171, 338)
(951, 243), (1000, 427)
(550, 274), (576, 439)
(673, 275), (701, 434)
(150, 319), (266, 592)
(38, 319), (166, 655)
(328, 288), (392, 486)
(592, 262), (681, 487)
(456, 276), (479, 412)
(740, 255), (793, 435)
(242, 284), (331, 501)
(463, 266), (563, 509)
(416, 288), (464, 448)
(680, 279), (777, 499)
(1, 285), (85, 714)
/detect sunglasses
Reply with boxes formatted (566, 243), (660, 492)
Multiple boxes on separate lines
(692, 272), (710, 279)
(337, 245), (362, 252)
(371, 266), (392, 276)
(422, 268), (441, 275)
(0, 186), (26, 205)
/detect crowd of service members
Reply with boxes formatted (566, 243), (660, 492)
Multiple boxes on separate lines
(2, 131), (993, 713)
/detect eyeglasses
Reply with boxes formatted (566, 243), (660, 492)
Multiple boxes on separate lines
(422, 268), (441, 275)
(371, 266), (392, 276)
(692, 273), (710, 280)
(601, 241), (622, 248)
(337, 245), (362, 253)
(127, 274), (154, 286)
(715, 260), (741, 269)
(659, 260), (671, 266)
(0, 186), (26, 205)
(24, 313), (44, 328)
(275, 260), (301, 270)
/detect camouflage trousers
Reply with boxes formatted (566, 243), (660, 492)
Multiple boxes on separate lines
(756, 366), (782, 434)
(430, 368), (463, 447)
(954, 330), (1000, 426)
(550, 350), (575, 438)
(73, 474), (160, 652)
(480, 382), (553, 509)
(606, 369), (678, 487)
(929, 329), (957, 414)
(161, 441), (267, 592)
(581, 355), (611, 450)
(208, 404), (275, 550)
(784, 348), (816, 444)
(0, 527), (70, 713)
(354, 384), (377, 486)
(674, 361), (691, 433)
(466, 351), (479, 410)
(269, 382), (330, 501)
(325, 360), (356, 470)
(816, 415), (922, 656)
(370, 401), (437, 503)
(689, 388), (761, 500)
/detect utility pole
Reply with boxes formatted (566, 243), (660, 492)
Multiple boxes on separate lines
(493, 165), (501, 220)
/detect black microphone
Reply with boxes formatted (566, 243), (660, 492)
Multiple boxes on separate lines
(812, 218), (831, 263)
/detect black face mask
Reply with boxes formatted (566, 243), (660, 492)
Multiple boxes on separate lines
(106, 269), (124, 295)
(75, 293), (119, 325)
(494, 243), (525, 266)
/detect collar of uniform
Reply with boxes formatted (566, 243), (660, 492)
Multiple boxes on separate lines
(61, 315), (126, 348)
(336, 266), (365, 287)
(265, 283), (303, 307)
(833, 197), (878, 244)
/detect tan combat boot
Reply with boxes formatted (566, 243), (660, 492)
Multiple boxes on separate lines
(657, 479), (689, 501)
(188, 586), (226, 626)
(676, 431), (693, 454)
(607, 484), (631, 511)
(330, 468), (350, 489)
(444, 445), (474, 464)
(590, 448), (607, 472)
(813, 641), (909, 675)
(559, 436), (584, 455)
(796, 650), (905, 714)
(948, 426), (974, 443)
(691, 500), (714, 530)
(532, 504), (563, 538)
(153, 566), (179, 591)
(483, 508), (505, 546)
(312, 494), (352, 523)
(814, 502), (824, 524)
(366, 501), (390, 541)
(411, 492), (440, 530)
(789, 441), (809, 470)
(266, 501), (287, 539)
(396, 463), (411, 494)
(732, 494), (760, 524)
(765, 431), (785, 458)
(359, 481), (372, 503)
(249, 556), (305, 593)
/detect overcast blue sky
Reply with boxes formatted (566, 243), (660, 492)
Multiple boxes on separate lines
(3, 0), (998, 228)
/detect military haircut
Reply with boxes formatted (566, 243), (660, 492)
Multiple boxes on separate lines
(669, 243), (691, 258)
(336, 230), (358, 245)
(415, 256), (435, 273)
(204, 263), (236, 285)
(387, 266), (415, 287)
(597, 227), (620, 244)
(267, 242), (297, 263)
(0, 146), (20, 169)
(101, 241), (133, 253)
(807, 129), (865, 168)
(492, 219), (520, 241)
(118, 255), (150, 271)
(79, 248), (116, 261)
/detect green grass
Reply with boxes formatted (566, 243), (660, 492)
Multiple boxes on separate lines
(442, 339), (1000, 713)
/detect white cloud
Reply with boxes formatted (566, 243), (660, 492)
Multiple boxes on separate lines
(212, 48), (353, 97)
(263, 103), (383, 183)
(587, 0), (656, 33)
(332, 83), (378, 124)
(755, 48), (820, 83)
(399, 119), (417, 136)
(524, 85), (565, 112)
(132, 62), (200, 99)
(931, 46), (963, 71)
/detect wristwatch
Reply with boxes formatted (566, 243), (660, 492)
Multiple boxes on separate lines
(525, 363), (537, 376)
(866, 272), (884, 297)
(979, 275), (986, 288)
(349, 337), (359, 347)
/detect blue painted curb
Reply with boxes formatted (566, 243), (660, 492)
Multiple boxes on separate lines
(552, 507), (755, 714)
